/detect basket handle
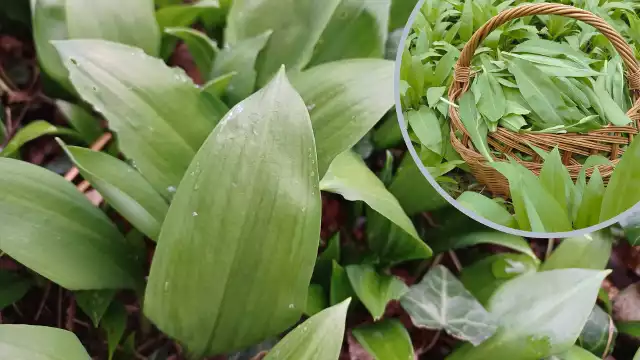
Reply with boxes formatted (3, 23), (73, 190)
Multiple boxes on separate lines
(449, 3), (640, 118)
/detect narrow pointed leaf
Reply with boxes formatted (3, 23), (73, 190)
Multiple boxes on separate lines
(60, 142), (169, 240)
(457, 192), (517, 229)
(0, 120), (77, 157)
(202, 72), (237, 97)
(346, 264), (408, 320)
(292, 59), (394, 176)
(541, 232), (612, 271)
(56, 100), (103, 144)
(0, 325), (90, 360)
(101, 302), (128, 360)
(263, 299), (351, 360)
(539, 148), (573, 215)
(165, 27), (218, 79)
(408, 106), (442, 156)
(476, 71), (506, 123)
(0, 158), (142, 290)
(54, 39), (223, 198)
(156, 0), (222, 29)
(310, 0), (390, 65)
(575, 169), (605, 229)
(458, 92), (492, 162)
(352, 319), (414, 360)
(401, 265), (497, 345)
(75, 290), (116, 328)
(551, 345), (603, 360)
(600, 137), (640, 222)
(144, 69), (321, 357)
(330, 261), (355, 306)
(0, 271), (32, 310)
(226, 0), (341, 85)
(305, 284), (328, 317)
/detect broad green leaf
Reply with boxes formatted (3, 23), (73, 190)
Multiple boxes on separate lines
(0, 120), (77, 157)
(292, 59), (394, 176)
(0, 158), (142, 290)
(330, 261), (355, 306)
(210, 30), (273, 105)
(600, 136), (640, 222)
(433, 230), (538, 262)
(305, 284), (327, 317)
(313, 233), (341, 286)
(373, 114), (403, 149)
(541, 232), (612, 271)
(460, 254), (538, 306)
(144, 69), (321, 357)
(508, 58), (565, 128)
(577, 305), (616, 357)
(401, 265), (497, 345)
(476, 70), (506, 123)
(550, 345), (603, 360)
(0, 271), (32, 310)
(346, 264), (408, 320)
(408, 106), (442, 156)
(75, 289), (116, 327)
(165, 27), (217, 79)
(263, 299), (351, 360)
(618, 321), (640, 338)
(389, 0), (414, 30)
(539, 148), (573, 215)
(0, 325), (90, 359)
(389, 155), (451, 215)
(434, 49), (458, 86)
(320, 151), (431, 260)
(56, 100), (103, 143)
(460, 0), (474, 40)
(352, 319), (414, 360)
(155, 0), (222, 29)
(226, 0), (341, 85)
(448, 269), (610, 360)
(512, 39), (595, 67)
(101, 302), (128, 360)
(54, 39), (223, 198)
(574, 169), (605, 229)
(427, 86), (447, 108)
(65, 0), (160, 56)
(458, 92), (492, 162)
(593, 79), (632, 126)
(366, 209), (432, 265)
(201, 72), (236, 97)
(457, 191), (517, 228)
(504, 53), (602, 78)
(60, 142), (169, 240)
(311, 0), (390, 65)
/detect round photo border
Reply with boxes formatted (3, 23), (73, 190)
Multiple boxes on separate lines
(393, 0), (640, 239)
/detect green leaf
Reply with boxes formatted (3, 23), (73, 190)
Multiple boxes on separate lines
(476, 70), (506, 123)
(617, 321), (640, 338)
(352, 319), (414, 360)
(75, 290), (116, 328)
(448, 269), (610, 360)
(575, 169), (605, 229)
(201, 72), (236, 97)
(539, 147), (573, 215)
(541, 232), (612, 271)
(310, 0), (390, 65)
(504, 53), (602, 78)
(60, 142), (169, 240)
(551, 345), (603, 360)
(577, 305), (616, 357)
(0, 271), (32, 310)
(305, 284), (327, 317)
(593, 78), (632, 126)
(0, 325), (91, 359)
(56, 100), (103, 144)
(156, 0), (221, 29)
(263, 299), (351, 360)
(458, 91), (492, 162)
(330, 261), (355, 306)
(402, 265), (496, 345)
(460, 254), (538, 306)
(144, 69), (321, 357)
(226, 0), (341, 85)
(512, 39), (595, 67)
(165, 27), (217, 79)
(210, 30), (272, 105)
(292, 59), (394, 177)
(434, 230), (538, 262)
(346, 264), (408, 320)
(366, 209), (432, 265)
(600, 137), (640, 222)
(388, 155), (450, 215)
(0, 120), (77, 158)
(460, 0), (474, 40)
(101, 301), (128, 360)
(408, 106), (442, 156)
(508, 58), (565, 128)
(320, 151), (431, 260)
(0, 158), (142, 290)
(54, 39), (223, 198)
(313, 233), (341, 286)
(427, 86), (447, 108)
(457, 192), (517, 228)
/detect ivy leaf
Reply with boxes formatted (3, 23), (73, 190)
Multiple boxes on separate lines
(352, 319), (414, 360)
(401, 265), (497, 345)
(144, 68), (321, 357)
(346, 264), (408, 320)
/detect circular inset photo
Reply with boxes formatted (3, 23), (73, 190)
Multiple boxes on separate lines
(395, 0), (640, 237)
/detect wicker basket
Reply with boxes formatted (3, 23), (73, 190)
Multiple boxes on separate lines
(448, 3), (640, 197)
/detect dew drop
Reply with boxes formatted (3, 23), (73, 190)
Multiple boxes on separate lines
(306, 104), (316, 111)
(167, 186), (177, 193)
(192, 211), (198, 217)
(288, 304), (295, 309)
(164, 282), (170, 291)
(91, 86), (98, 92)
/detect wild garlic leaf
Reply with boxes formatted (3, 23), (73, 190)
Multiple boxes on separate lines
(508, 58), (565, 128)
(144, 69), (321, 357)
(500, 114), (528, 132)
(574, 169), (605, 229)
(600, 137), (640, 222)
(427, 86), (447, 108)
(55, 39), (224, 199)
(538, 147), (573, 215)
(101, 302), (127, 360)
(401, 265), (497, 346)
(330, 261), (355, 306)
(448, 269), (610, 360)
(457, 191), (517, 228)
(56, 100), (103, 144)
(549, 345), (603, 360)
(458, 91), (492, 162)
(346, 265), (408, 320)
(593, 77), (632, 126)
(0, 271), (32, 311)
(0, 120), (78, 158)
(164, 27), (217, 80)
(408, 106), (443, 155)
(433, 230), (537, 262)
(226, 0), (341, 85)
(512, 39), (595, 67)
(459, 0), (473, 41)
(263, 299), (351, 360)
(75, 290), (116, 328)
(476, 70), (506, 123)
(352, 319), (414, 360)
(155, 0), (222, 29)
(541, 232), (612, 271)
(0, 325), (91, 360)
(504, 53), (602, 78)
(0, 158), (142, 290)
